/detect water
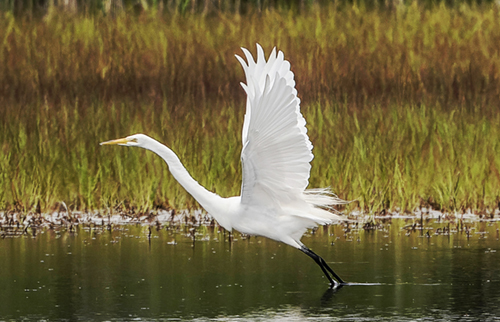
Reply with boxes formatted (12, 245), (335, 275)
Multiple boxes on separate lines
(1, 219), (499, 321)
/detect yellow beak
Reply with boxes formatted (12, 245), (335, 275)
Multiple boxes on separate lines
(100, 137), (130, 145)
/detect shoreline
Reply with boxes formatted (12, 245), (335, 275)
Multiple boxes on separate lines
(2, 207), (499, 232)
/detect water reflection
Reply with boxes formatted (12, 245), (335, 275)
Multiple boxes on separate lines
(0, 219), (499, 321)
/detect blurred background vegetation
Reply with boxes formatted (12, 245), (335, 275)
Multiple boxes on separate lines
(0, 0), (499, 215)
(2, 0), (500, 16)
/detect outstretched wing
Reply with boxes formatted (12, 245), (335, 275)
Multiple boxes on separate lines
(236, 44), (313, 207)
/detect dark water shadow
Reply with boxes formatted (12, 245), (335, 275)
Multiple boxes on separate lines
(1, 219), (499, 321)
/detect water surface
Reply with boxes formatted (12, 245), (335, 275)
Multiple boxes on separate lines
(1, 219), (499, 321)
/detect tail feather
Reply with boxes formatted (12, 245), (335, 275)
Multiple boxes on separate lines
(304, 188), (348, 209)
(300, 188), (349, 224)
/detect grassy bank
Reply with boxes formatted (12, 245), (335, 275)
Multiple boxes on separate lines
(1, 3), (500, 214)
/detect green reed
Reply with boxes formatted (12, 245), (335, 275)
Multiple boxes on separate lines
(308, 102), (500, 213)
(1, 3), (500, 214)
(2, 97), (499, 214)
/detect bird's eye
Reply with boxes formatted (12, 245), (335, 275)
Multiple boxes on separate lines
(130, 138), (138, 143)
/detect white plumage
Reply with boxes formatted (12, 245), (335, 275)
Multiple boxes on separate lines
(101, 44), (347, 288)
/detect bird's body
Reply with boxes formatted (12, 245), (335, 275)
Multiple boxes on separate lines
(101, 44), (347, 287)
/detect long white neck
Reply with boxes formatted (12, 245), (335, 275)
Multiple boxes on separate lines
(142, 137), (224, 218)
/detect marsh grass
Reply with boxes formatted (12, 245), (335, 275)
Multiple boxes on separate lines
(308, 102), (500, 214)
(1, 3), (500, 214)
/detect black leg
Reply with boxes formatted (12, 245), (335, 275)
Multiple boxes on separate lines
(300, 246), (345, 287)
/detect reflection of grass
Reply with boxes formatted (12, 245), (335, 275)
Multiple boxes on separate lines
(1, 3), (500, 214)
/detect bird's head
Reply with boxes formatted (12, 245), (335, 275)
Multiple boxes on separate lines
(100, 133), (150, 147)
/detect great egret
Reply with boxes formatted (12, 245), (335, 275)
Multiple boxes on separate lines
(101, 44), (347, 287)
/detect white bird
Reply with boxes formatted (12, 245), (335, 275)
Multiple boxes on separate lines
(101, 44), (347, 287)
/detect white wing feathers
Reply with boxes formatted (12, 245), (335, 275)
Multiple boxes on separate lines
(236, 44), (314, 207)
